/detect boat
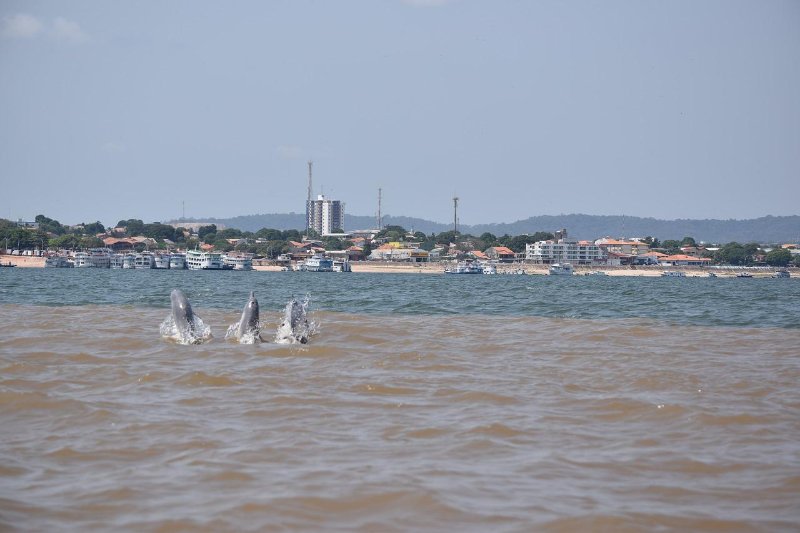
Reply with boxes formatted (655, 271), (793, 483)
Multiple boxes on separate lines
(707, 272), (717, 278)
(72, 251), (91, 268)
(169, 253), (186, 270)
(736, 272), (753, 278)
(1, 261), (16, 267)
(109, 254), (125, 268)
(481, 264), (497, 275)
(549, 263), (574, 276)
(661, 271), (686, 277)
(88, 248), (112, 268)
(223, 253), (254, 271)
(122, 254), (136, 269)
(153, 253), (171, 269)
(186, 249), (224, 270)
(44, 255), (73, 268)
(445, 261), (483, 274)
(773, 270), (790, 279)
(134, 252), (155, 269)
(303, 254), (333, 272)
(585, 271), (607, 276)
(332, 259), (352, 272)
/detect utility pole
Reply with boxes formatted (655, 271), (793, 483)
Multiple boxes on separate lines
(306, 161), (313, 239)
(377, 187), (382, 230)
(453, 196), (459, 237)
(182, 200), (185, 220)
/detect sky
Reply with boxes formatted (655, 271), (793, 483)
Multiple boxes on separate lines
(1, 0), (798, 228)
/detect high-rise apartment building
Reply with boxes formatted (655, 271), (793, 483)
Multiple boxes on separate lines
(307, 195), (345, 236)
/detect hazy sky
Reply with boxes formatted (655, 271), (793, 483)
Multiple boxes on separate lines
(2, 0), (798, 228)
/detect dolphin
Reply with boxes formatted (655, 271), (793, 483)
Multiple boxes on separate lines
(228, 291), (261, 342)
(163, 288), (211, 344)
(277, 297), (310, 344)
(170, 288), (196, 338)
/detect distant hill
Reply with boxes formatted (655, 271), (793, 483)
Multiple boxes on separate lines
(169, 213), (800, 244)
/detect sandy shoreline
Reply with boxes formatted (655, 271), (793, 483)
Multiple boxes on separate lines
(3, 255), (793, 278)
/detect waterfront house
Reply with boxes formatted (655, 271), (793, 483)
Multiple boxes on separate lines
(659, 254), (712, 266)
(594, 238), (651, 256)
(485, 246), (516, 263)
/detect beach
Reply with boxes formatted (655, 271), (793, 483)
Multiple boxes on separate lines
(5, 254), (792, 278)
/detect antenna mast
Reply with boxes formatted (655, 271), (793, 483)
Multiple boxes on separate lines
(377, 187), (382, 230)
(306, 161), (313, 238)
(453, 196), (459, 237)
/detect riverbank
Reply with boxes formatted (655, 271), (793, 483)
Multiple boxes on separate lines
(2, 255), (794, 278)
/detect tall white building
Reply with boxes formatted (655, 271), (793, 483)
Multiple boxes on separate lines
(307, 195), (345, 236)
(526, 239), (607, 265)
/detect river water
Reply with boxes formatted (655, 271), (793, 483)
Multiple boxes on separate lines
(1, 269), (799, 531)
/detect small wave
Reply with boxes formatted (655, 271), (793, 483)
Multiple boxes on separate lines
(175, 371), (241, 387)
(225, 321), (263, 344)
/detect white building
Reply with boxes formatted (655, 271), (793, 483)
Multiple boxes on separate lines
(525, 239), (607, 265)
(307, 195), (345, 236)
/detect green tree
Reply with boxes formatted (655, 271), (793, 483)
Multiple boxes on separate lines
(680, 236), (697, 247)
(765, 248), (792, 267)
(35, 214), (66, 235)
(117, 219), (144, 236)
(715, 242), (748, 265)
(82, 221), (106, 235)
(480, 232), (497, 245)
(201, 232), (217, 244)
(662, 240), (682, 253)
(282, 229), (303, 242)
(256, 228), (283, 241)
(50, 234), (81, 250)
(198, 224), (217, 241)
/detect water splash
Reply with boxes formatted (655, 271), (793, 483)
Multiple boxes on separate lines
(225, 322), (262, 344)
(275, 295), (317, 344)
(159, 314), (212, 345)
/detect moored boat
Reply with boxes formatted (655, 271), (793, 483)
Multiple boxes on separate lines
(773, 270), (790, 279)
(134, 252), (155, 269)
(153, 253), (171, 269)
(223, 253), (254, 271)
(661, 271), (686, 277)
(169, 253), (186, 270)
(186, 249), (224, 270)
(304, 254), (333, 272)
(332, 259), (352, 272)
(445, 261), (483, 274)
(549, 263), (574, 276)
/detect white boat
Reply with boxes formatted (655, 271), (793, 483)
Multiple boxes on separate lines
(73, 252), (91, 268)
(774, 270), (790, 279)
(122, 254), (136, 269)
(169, 253), (186, 270)
(134, 252), (154, 269)
(91, 248), (112, 268)
(481, 264), (497, 275)
(585, 271), (607, 276)
(707, 272), (717, 278)
(332, 260), (352, 272)
(661, 271), (686, 277)
(110, 254), (125, 268)
(304, 254), (333, 272)
(549, 263), (574, 276)
(44, 255), (73, 268)
(445, 261), (483, 274)
(186, 249), (224, 270)
(736, 271), (753, 278)
(153, 253), (171, 269)
(223, 253), (254, 271)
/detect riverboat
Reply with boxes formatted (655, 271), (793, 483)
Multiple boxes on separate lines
(169, 253), (186, 270)
(186, 249), (224, 270)
(122, 254), (136, 269)
(332, 259), (352, 272)
(153, 253), (171, 269)
(445, 261), (483, 274)
(304, 254), (333, 272)
(549, 263), (574, 276)
(72, 252), (91, 268)
(773, 270), (790, 279)
(134, 252), (155, 269)
(110, 254), (124, 268)
(223, 253), (254, 271)
(661, 271), (686, 277)
(45, 255), (73, 268)
(481, 264), (497, 275)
